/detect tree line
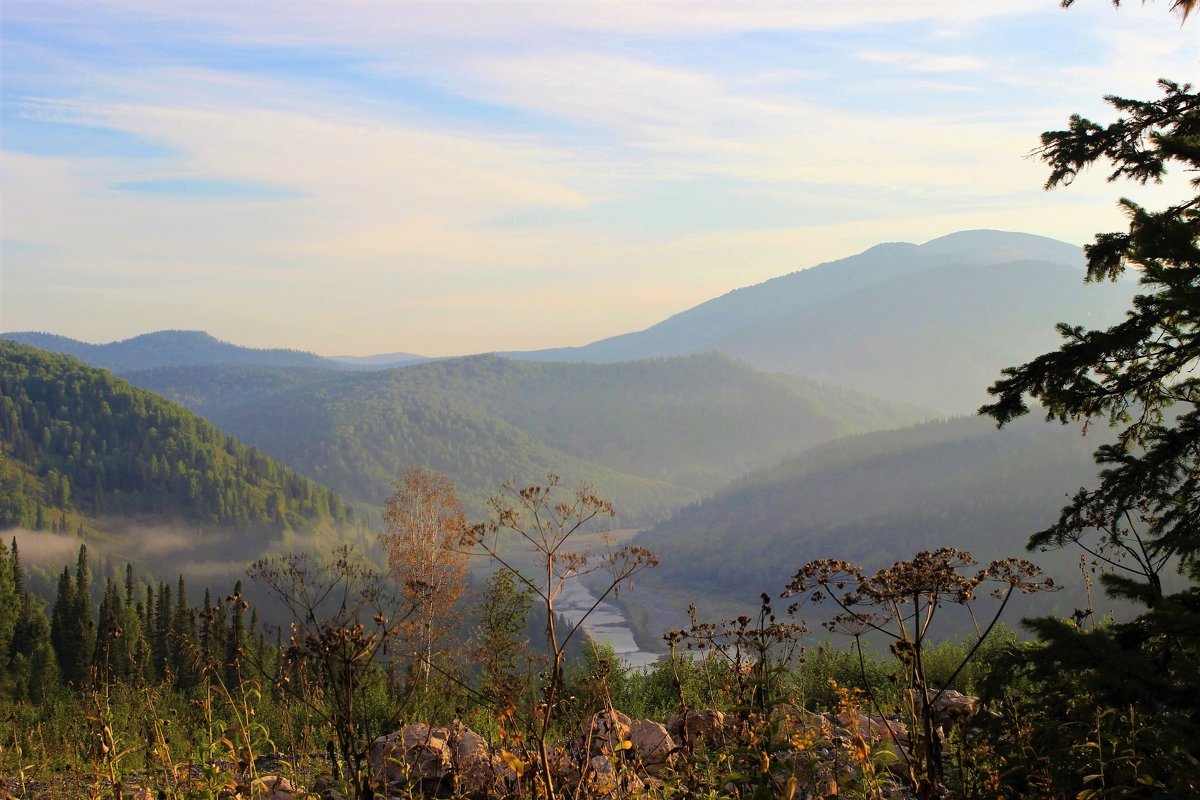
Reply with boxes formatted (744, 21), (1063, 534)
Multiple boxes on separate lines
(0, 537), (265, 704)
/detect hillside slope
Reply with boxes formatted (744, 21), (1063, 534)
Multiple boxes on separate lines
(0, 341), (354, 534)
(634, 414), (1109, 620)
(127, 354), (929, 522)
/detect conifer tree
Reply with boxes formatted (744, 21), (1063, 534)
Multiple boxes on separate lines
(74, 544), (95, 671)
(8, 542), (40, 666)
(142, 582), (155, 649)
(173, 575), (199, 687)
(200, 588), (212, 658)
(10, 591), (57, 702)
(982, 58), (1200, 795)
(153, 581), (172, 680)
(11, 538), (23, 596)
(0, 540), (16, 672)
(208, 593), (229, 679)
(94, 578), (122, 684)
(50, 565), (81, 686)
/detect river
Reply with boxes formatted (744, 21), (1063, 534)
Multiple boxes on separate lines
(554, 577), (661, 669)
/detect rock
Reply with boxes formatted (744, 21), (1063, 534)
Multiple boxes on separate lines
(590, 754), (616, 777)
(249, 775), (304, 799)
(667, 709), (728, 747)
(553, 711), (674, 788)
(449, 723), (515, 795)
(586, 754), (646, 795)
(580, 709), (633, 756)
(628, 719), (677, 775)
(367, 723), (453, 789)
(547, 744), (582, 785)
(927, 689), (980, 724)
(368, 722), (517, 796)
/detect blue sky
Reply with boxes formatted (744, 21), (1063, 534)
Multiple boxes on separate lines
(1, 1), (1197, 356)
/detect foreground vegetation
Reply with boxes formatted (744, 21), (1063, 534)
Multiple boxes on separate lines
(0, 533), (1189, 800)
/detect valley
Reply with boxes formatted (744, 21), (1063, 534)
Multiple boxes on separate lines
(4, 222), (1197, 800)
(0, 229), (1149, 658)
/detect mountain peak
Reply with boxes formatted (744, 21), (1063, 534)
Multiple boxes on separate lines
(508, 229), (1126, 411)
(918, 229), (1083, 266)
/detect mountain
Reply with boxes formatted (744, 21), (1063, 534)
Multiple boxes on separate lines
(0, 330), (343, 372)
(632, 413), (1110, 623)
(510, 230), (1134, 412)
(0, 341), (355, 535)
(330, 352), (430, 368)
(125, 354), (929, 523)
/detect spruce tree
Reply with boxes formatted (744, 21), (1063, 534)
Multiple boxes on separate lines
(172, 575), (198, 688)
(73, 544), (96, 680)
(49, 566), (78, 686)
(0, 540), (16, 671)
(94, 578), (122, 684)
(11, 592), (58, 702)
(200, 588), (212, 659)
(208, 594), (228, 681)
(11, 537), (23, 596)
(983, 73), (1200, 795)
(153, 581), (172, 681)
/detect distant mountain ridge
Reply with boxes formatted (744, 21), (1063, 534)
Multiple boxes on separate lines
(0, 330), (343, 372)
(8, 231), (1129, 413)
(330, 351), (429, 368)
(508, 230), (1133, 412)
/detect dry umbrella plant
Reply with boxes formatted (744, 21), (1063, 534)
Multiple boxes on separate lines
(461, 475), (658, 800)
(782, 548), (1056, 796)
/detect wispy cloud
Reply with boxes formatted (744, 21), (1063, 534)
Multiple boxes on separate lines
(855, 50), (985, 72)
(2, 0), (1195, 355)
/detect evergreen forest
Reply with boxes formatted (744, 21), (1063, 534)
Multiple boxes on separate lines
(0, 341), (355, 534)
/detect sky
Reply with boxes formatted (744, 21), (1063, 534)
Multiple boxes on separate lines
(1, 1), (1197, 357)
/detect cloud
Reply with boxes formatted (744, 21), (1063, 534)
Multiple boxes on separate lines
(2, 1), (1051, 44)
(110, 177), (306, 199)
(856, 50), (985, 72)
(3, 0), (1196, 356)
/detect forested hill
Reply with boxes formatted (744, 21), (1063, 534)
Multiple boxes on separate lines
(0, 341), (354, 532)
(636, 414), (1107, 617)
(126, 353), (929, 523)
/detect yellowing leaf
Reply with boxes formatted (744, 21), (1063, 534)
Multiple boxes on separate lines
(499, 748), (526, 778)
